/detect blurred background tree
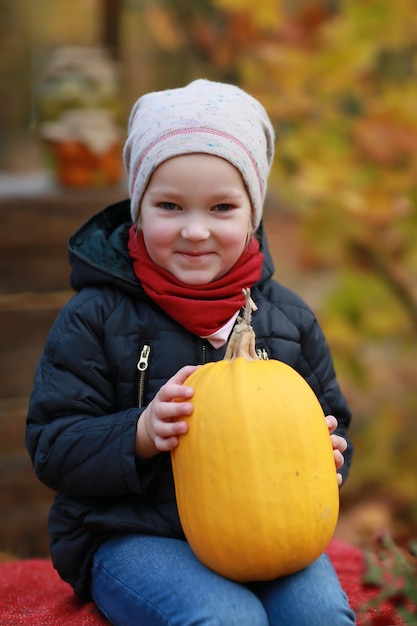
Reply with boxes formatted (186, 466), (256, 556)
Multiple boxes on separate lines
(1, 0), (416, 545)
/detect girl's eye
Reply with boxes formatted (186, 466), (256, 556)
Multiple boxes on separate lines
(214, 203), (232, 212)
(160, 202), (178, 211)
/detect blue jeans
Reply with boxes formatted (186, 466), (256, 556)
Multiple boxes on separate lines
(91, 534), (356, 625)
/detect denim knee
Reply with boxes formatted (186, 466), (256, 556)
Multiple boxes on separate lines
(251, 553), (356, 626)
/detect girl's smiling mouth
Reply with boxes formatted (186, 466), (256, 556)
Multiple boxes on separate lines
(177, 250), (214, 260)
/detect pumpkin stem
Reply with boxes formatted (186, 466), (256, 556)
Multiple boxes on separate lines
(224, 288), (259, 361)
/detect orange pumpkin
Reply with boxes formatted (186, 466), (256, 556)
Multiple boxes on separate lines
(171, 289), (339, 582)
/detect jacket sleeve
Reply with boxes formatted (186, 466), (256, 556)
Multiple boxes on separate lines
(25, 289), (153, 498)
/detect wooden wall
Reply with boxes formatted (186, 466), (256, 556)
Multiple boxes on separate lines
(0, 173), (126, 557)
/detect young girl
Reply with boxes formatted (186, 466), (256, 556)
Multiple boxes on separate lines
(26, 79), (356, 625)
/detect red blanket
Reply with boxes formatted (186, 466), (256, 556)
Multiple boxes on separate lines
(0, 539), (407, 625)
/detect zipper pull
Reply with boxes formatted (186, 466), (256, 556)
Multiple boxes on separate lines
(137, 344), (151, 408)
(137, 344), (151, 371)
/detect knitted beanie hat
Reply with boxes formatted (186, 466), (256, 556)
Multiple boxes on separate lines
(123, 79), (275, 228)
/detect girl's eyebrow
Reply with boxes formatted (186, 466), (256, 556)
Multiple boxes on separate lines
(211, 189), (246, 199)
(147, 187), (245, 200)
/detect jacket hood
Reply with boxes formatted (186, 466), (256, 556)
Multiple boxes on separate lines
(68, 199), (140, 294)
(68, 199), (276, 293)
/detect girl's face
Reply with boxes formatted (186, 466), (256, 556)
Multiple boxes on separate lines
(139, 154), (253, 285)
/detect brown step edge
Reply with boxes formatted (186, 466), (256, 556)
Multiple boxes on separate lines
(0, 290), (72, 312)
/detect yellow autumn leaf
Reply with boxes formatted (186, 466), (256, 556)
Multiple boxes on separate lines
(213, 0), (285, 28)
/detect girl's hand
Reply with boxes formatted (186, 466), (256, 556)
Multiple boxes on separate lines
(136, 365), (200, 458)
(325, 414), (347, 487)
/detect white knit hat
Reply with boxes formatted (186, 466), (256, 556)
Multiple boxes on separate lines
(123, 79), (275, 228)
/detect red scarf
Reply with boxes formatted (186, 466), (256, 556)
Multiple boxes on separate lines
(128, 226), (263, 337)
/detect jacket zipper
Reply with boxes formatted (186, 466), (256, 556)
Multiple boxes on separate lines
(137, 341), (210, 407)
(137, 344), (151, 407)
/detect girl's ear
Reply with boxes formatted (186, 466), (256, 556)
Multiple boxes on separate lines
(134, 212), (142, 233)
(245, 211), (256, 246)
(253, 220), (264, 248)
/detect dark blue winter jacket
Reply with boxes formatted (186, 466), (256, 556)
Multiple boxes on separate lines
(26, 199), (353, 599)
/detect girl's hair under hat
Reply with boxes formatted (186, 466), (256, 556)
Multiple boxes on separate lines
(123, 79), (275, 229)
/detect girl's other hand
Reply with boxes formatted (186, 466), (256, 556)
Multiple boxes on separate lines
(325, 414), (347, 487)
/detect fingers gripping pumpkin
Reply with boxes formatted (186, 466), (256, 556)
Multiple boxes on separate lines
(171, 289), (339, 582)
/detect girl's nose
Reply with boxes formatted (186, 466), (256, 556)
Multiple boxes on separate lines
(181, 215), (210, 240)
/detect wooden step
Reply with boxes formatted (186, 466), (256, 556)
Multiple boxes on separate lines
(0, 396), (30, 452)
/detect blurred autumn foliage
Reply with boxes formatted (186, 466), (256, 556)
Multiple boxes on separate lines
(139, 0), (417, 536)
